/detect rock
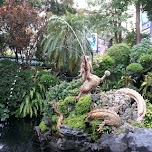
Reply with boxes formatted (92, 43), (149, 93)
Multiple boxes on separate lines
(126, 127), (152, 152)
(97, 134), (128, 152)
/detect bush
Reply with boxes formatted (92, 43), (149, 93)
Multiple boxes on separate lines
(139, 54), (152, 68)
(148, 48), (152, 54)
(0, 59), (34, 120)
(130, 38), (151, 63)
(93, 55), (115, 77)
(126, 63), (143, 74)
(46, 79), (81, 101)
(107, 43), (131, 65)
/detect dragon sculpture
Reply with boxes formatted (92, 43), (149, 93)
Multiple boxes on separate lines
(86, 107), (121, 133)
(76, 55), (110, 100)
(116, 88), (146, 121)
(51, 101), (63, 135)
(51, 56), (146, 134)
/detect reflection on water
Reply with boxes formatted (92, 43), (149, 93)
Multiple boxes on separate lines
(0, 117), (46, 152)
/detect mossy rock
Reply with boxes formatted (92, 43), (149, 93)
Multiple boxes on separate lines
(39, 120), (48, 133)
(62, 114), (86, 130)
(75, 94), (92, 115)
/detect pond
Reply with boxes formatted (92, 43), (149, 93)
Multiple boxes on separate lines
(0, 117), (51, 152)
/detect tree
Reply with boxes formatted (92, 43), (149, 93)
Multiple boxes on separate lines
(87, 0), (129, 44)
(0, 0), (46, 64)
(42, 12), (92, 76)
(141, 0), (152, 20)
(41, 0), (76, 16)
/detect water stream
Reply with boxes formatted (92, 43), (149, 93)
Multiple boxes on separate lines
(0, 117), (47, 152)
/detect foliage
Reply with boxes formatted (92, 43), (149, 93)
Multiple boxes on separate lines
(140, 72), (152, 101)
(57, 96), (76, 117)
(87, 0), (129, 43)
(129, 38), (151, 63)
(143, 101), (152, 128)
(141, 0), (152, 20)
(147, 48), (152, 54)
(16, 71), (57, 118)
(46, 79), (81, 101)
(43, 79), (81, 117)
(0, 59), (34, 120)
(42, 12), (92, 76)
(0, 103), (9, 121)
(46, 0), (76, 16)
(39, 120), (48, 133)
(126, 63), (143, 74)
(93, 55), (115, 77)
(107, 43), (131, 65)
(139, 54), (152, 68)
(0, 0), (45, 64)
(124, 30), (136, 47)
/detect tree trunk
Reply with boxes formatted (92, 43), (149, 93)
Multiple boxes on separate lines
(135, 2), (141, 44)
(118, 22), (122, 43)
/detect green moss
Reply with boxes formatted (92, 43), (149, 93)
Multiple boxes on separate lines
(58, 96), (76, 117)
(39, 120), (48, 133)
(75, 95), (92, 115)
(62, 114), (86, 130)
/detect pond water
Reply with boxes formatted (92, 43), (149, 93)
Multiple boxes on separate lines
(0, 117), (50, 152)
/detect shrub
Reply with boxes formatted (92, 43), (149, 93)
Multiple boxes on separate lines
(0, 59), (34, 120)
(143, 101), (152, 128)
(107, 43), (131, 65)
(126, 63), (143, 74)
(46, 79), (81, 101)
(139, 54), (152, 68)
(39, 71), (59, 88)
(93, 55), (115, 77)
(130, 38), (151, 63)
(148, 48), (152, 54)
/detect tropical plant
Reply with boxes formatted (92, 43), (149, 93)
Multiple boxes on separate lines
(0, 59), (34, 120)
(15, 70), (58, 118)
(42, 12), (92, 76)
(140, 72), (152, 101)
